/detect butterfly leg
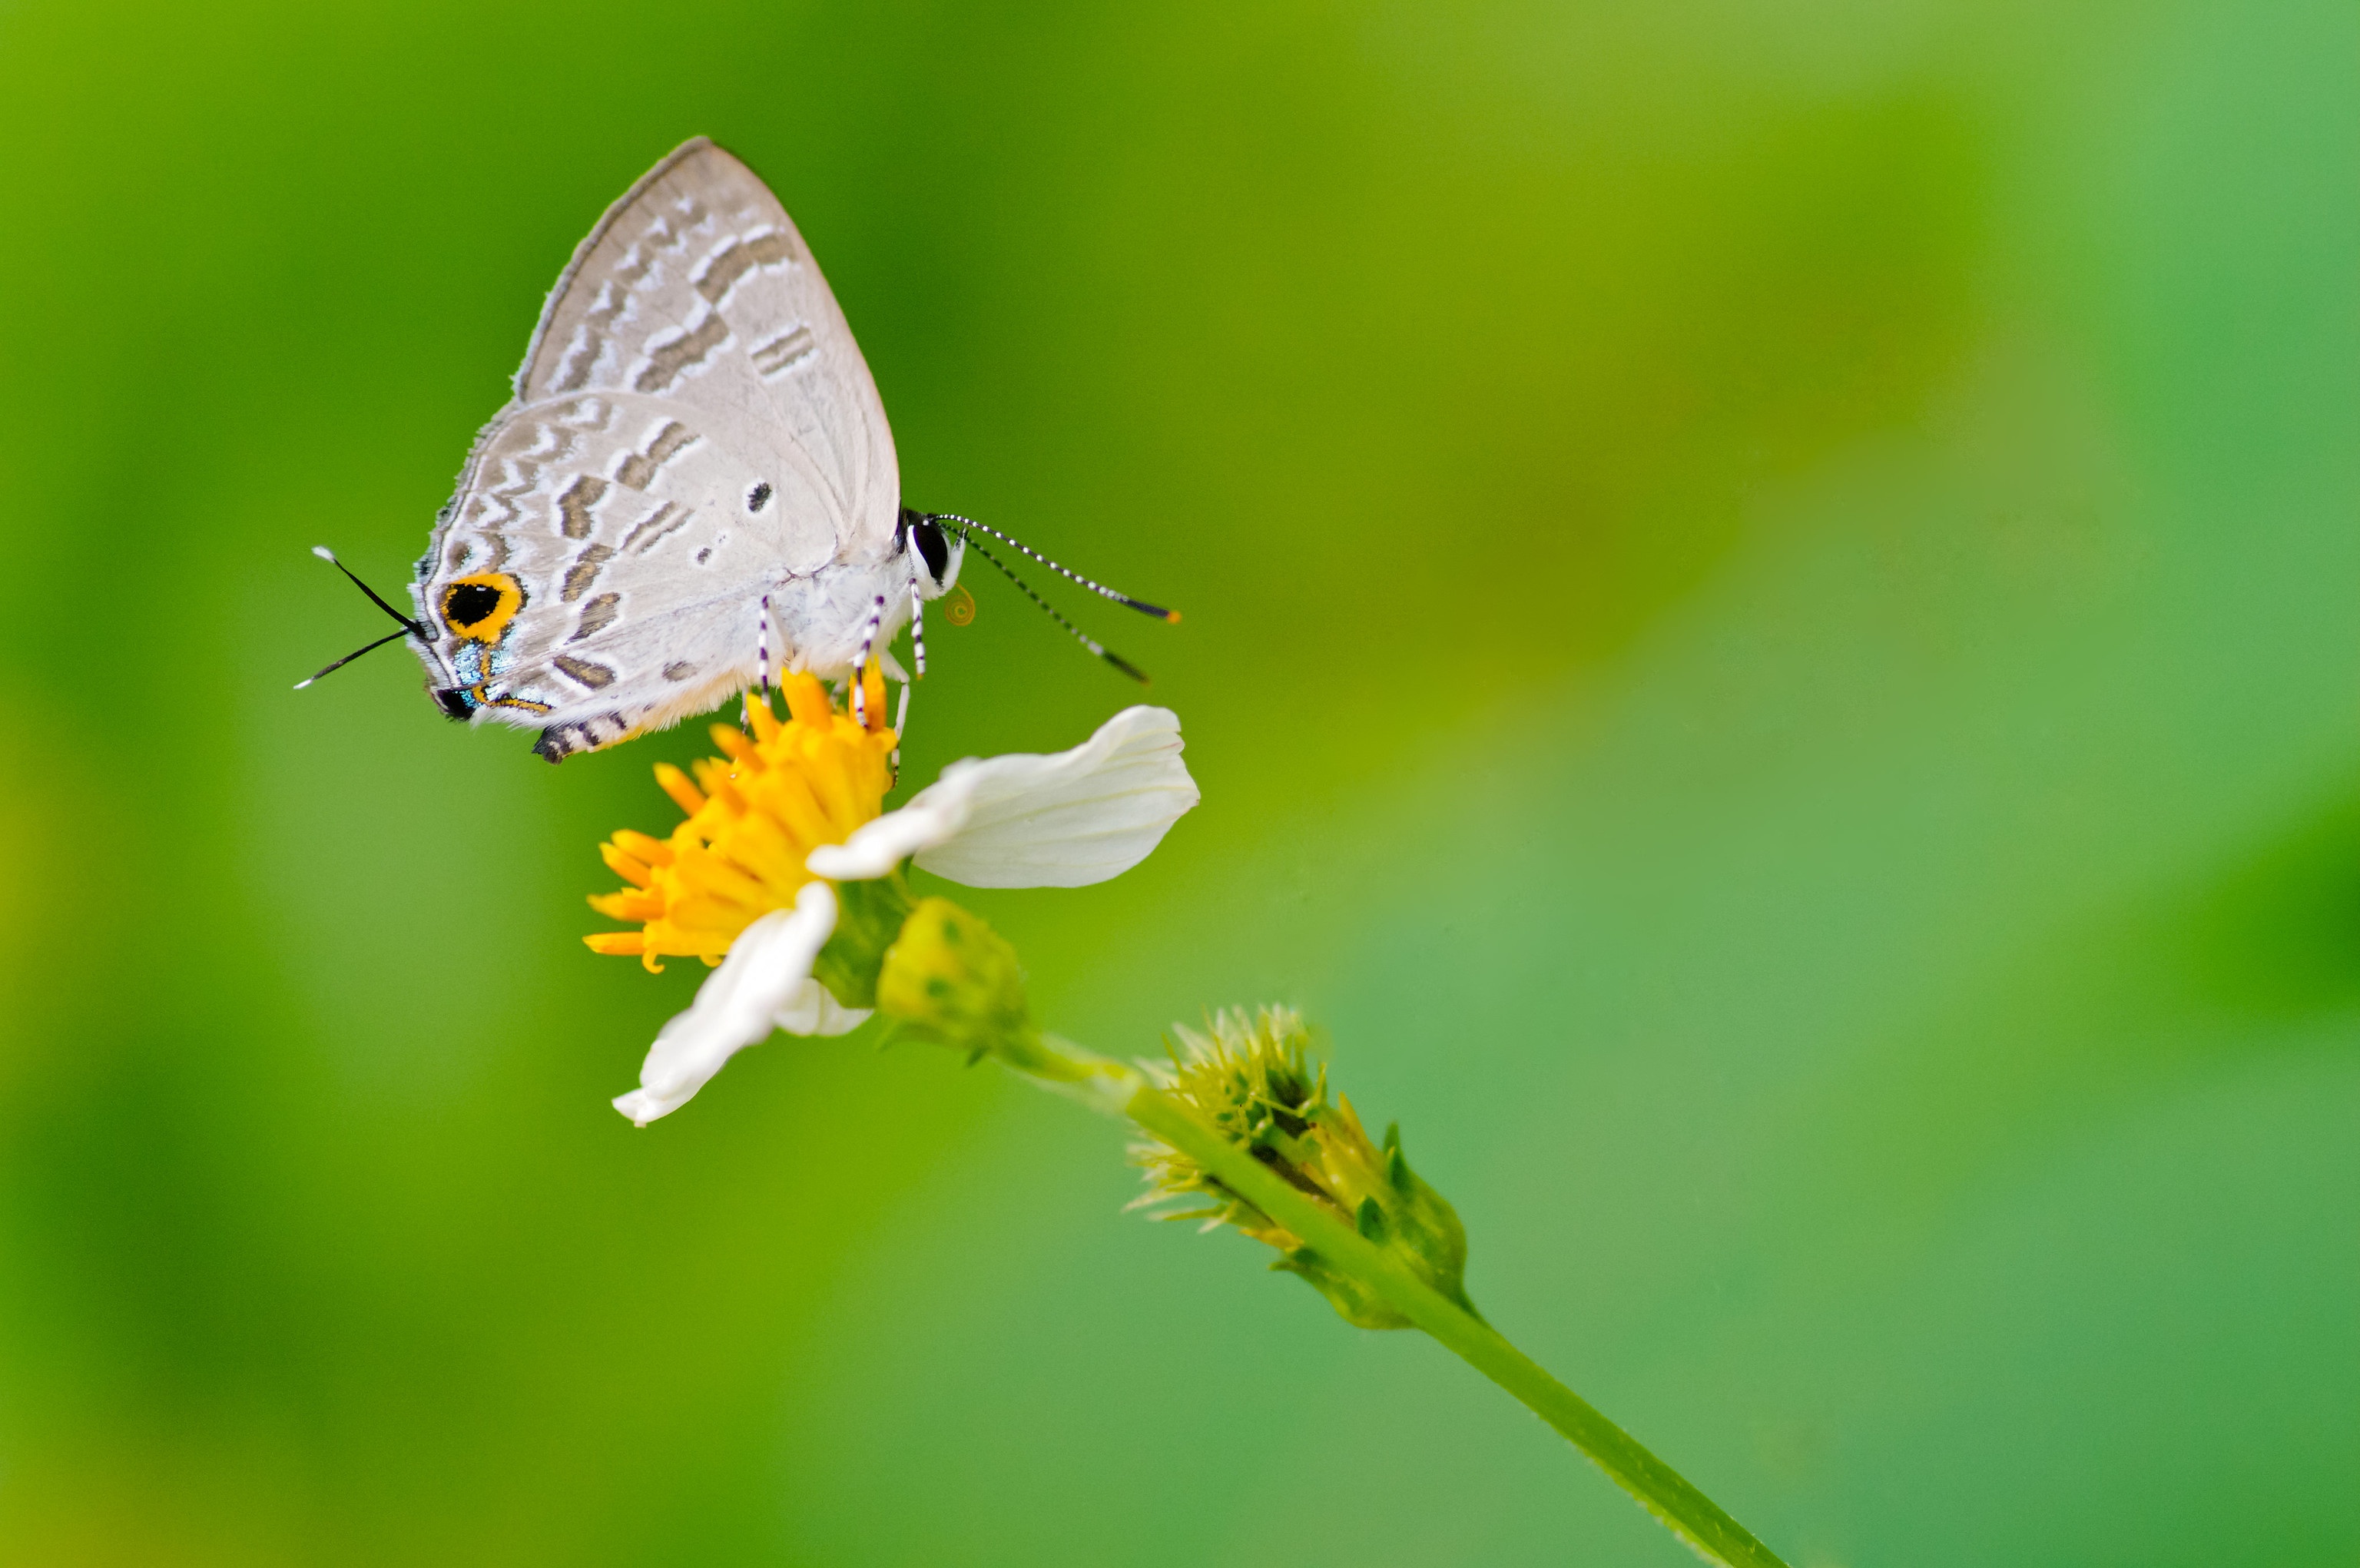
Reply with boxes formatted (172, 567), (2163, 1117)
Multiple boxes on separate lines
(905, 519), (928, 679)
(741, 592), (775, 728)
(851, 595), (885, 728)
(758, 594), (773, 698)
(890, 680), (911, 777)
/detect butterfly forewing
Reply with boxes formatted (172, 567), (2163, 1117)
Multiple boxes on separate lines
(416, 138), (901, 759)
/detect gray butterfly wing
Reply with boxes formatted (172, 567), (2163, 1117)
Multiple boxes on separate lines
(413, 138), (900, 760)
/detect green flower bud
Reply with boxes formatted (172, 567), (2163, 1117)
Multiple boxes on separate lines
(1133, 1006), (1476, 1329)
(876, 897), (1035, 1057)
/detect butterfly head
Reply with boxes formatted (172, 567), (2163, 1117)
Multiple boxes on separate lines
(900, 509), (966, 600)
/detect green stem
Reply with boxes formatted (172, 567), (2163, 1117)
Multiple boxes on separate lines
(1029, 1036), (1788, 1568)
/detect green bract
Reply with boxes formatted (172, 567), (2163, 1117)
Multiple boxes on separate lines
(1134, 1007), (1475, 1329)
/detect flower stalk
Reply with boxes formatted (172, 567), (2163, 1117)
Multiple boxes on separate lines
(1009, 1030), (1791, 1568)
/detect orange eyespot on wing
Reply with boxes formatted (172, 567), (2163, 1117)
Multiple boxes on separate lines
(441, 573), (524, 643)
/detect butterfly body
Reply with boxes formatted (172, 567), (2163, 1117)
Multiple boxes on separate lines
(409, 138), (956, 761)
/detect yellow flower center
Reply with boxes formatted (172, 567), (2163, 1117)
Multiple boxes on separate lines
(585, 665), (894, 972)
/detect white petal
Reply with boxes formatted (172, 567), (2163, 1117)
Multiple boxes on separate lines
(805, 705), (1198, 888)
(804, 795), (963, 881)
(772, 977), (872, 1037)
(929, 705), (1199, 887)
(612, 880), (839, 1126)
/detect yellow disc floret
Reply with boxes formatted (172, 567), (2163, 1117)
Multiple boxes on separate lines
(585, 665), (894, 972)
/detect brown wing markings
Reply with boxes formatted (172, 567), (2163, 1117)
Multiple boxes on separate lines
(552, 655), (617, 690)
(633, 310), (732, 394)
(519, 137), (720, 398)
(466, 399), (614, 536)
(562, 543), (616, 602)
(545, 201), (710, 396)
(693, 229), (800, 307)
(751, 325), (817, 378)
(621, 500), (694, 555)
(614, 420), (700, 490)
(555, 473), (609, 539)
(570, 592), (622, 641)
(446, 531), (509, 573)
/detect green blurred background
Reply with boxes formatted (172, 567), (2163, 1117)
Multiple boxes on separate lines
(1, 0), (2352, 1561)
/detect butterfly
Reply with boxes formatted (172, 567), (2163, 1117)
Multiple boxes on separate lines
(303, 137), (1172, 761)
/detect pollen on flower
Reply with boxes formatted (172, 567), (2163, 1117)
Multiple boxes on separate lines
(585, 666), (897, 972)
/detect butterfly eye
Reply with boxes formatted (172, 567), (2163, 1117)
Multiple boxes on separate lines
(913, 519), (952, 585)
(440, 573), (524, 641)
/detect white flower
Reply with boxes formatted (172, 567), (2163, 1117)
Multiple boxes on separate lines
(612, 704), (1198, 1125)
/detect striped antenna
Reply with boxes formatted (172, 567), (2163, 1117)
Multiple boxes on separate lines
(924, 513), (1178, 624)
(960, 534), (1149, 684)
